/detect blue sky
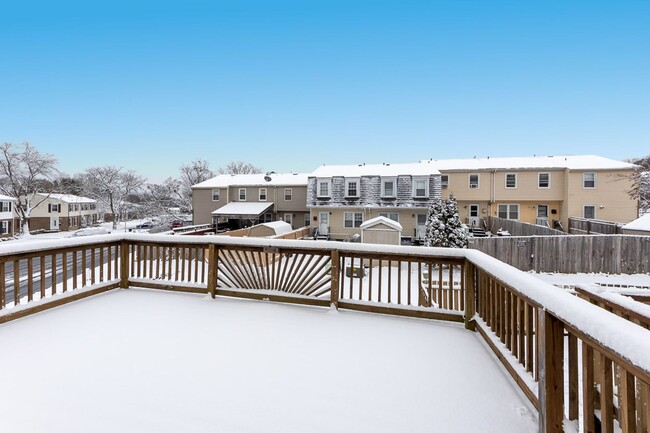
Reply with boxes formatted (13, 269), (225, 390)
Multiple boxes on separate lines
(1, 1), (649, 182)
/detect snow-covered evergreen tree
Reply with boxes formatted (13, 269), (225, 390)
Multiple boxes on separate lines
(424, 198), (445, 247)
(443, 194), (468, 248)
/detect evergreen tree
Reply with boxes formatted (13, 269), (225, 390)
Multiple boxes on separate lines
(443, 194), (468, 248)
(424, 198), (445, 247)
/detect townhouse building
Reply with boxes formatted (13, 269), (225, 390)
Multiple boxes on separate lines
(425, 155), (638, 230)
(26, 193), (100, 231)
(0, 195), (19, 238)
(307, 163), (441, 241)
(191, 173), (309, 230)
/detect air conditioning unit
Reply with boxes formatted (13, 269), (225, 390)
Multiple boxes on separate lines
(469, 184), (478, 189)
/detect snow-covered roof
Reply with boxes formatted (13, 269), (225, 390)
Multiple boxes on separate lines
(258, 221), (293, 235)
(622, 214), (650, 232)
(360, 216), (403, 231)
(211, 202), (274, 218)
(0, 194), (16, 201)
(311, 162), (440, 177)
(37, 193), (96, 203)
(420, 155), (637, 171)
(193, 173), (309, 188)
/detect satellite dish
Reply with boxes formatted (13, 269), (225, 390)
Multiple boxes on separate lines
(264, 175), (272, 182)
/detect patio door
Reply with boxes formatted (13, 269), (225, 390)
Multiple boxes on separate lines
(536, 205), (549, 226)
(469, 204), (480, 227)
(319, 212), (329, 235)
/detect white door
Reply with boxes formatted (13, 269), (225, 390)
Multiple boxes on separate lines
(51, 217), (58, 230)
(319, 212), (329, 235)
(536, 205), (549, 226)
(469, 204), (480, 227)
(416, 214), (427, 240)
(284, 213), (293, 227)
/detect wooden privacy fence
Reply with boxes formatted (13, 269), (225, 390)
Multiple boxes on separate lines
(486, 216), (565, 236)
(569, 217), (623, 235)
(1, 234), (650, 433)
(470, 235), (650, 274)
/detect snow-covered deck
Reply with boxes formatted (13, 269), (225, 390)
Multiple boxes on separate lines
(0, 288), (537, 433)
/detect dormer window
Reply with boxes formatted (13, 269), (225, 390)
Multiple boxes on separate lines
(317, 178), (331, 197)
(381, 177), (396, 197)
(412, 177), (428, 198)
(345, 179), (359, 198)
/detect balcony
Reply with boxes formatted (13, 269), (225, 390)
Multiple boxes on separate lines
(0, 234), (648, 433)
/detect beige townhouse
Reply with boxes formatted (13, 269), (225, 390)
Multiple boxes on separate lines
(25, 193), (100, 232)
(423, 155), (638, 231)
(191, 172), (309, 230)
(0, 194), (19, 238)
(307, 162), (441, 242)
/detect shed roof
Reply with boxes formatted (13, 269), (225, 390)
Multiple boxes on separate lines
(360, 216), (403, 231)
(258, 221), (293, 235)
(622, 214), (650, 232)
(211, 202), (274, 219)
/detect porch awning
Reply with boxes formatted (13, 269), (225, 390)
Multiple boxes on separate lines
(211, 202), (274, 219)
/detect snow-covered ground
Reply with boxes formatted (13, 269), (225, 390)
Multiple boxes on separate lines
(0, 288), (537, 433)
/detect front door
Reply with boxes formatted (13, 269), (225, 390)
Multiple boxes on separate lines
(469, 204), (480, 227)
(416, 214), (427, 240)
(51, 217), (59, 230)
(319, 212), (329, 235)
(537, 205), (549, 226)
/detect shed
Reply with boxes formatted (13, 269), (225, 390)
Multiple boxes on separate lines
(246, 221), (293, 238)
(360, 216), (403, 246)
(621, 214), (650, 236)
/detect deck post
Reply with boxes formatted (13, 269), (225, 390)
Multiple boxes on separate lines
(538, 309), (564, 433)
(120, 240), (129, 289)
(464, 261), (476, 331)
(207, 244), (217, 299)
(330, 250), (340, 309)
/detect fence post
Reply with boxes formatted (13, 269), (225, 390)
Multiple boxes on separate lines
(464, 261), (476, 331)
(538, 309), (564, 433)
(120, 240), (129, 289)
(207, 243), (217, 299)
(330, 250), (340, 309)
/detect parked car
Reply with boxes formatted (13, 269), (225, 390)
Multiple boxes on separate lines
(135, 222), (154, 230)
(170, 221), (183, 228)
(68, 227), (111, 237)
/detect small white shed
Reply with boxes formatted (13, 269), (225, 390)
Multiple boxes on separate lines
(360, 216), (403, 246)
(247, 221), (293, 238)
(621, 214), (650, 236)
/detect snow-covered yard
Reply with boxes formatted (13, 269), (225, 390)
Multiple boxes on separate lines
(0, 288), (537, 433)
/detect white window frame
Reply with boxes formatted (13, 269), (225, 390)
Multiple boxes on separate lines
(51, 204), (60, 213)
(0, 202), (11, 212)
(211, 189), (220, 201)
(304, 213), (311, 227)
(317, 178), (331, 198)
(259, 188), (267, 201)
(538, 172), (551, 189)
(379, 212), (399, 222)
(583, 205), (596, 219)
(381, 177), (396, 198)
(412, 176), (429, 198)
(440, 175), (449, 189)
(505, 173), (517, 189)
(469, 173), (480, 189)
(344, 212), (363, 228)
(284, 188), (292, 201)
(497, 203), (520, 220)
(345, 178), (360, 198)
(537, 205), (549, 218)
(238, 188), (246, 201)
(0, 221), (7, 234)
(583, 172), (596, 189)
(284, 213), (293, 225)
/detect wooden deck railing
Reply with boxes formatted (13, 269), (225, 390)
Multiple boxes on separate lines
(1, 234), (649, 433)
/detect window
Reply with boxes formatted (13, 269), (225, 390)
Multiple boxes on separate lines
(344, 212), (363, 228)
(49, 204), (60, 213)
(583, 205), (596, 219)
(379, 212), (399, 222)
(0, 202), (11, 212)
(469, 174), (479, 189)
(239, 188), (246, 201)
(345, 179), (359, 197)
(304, 214), (311, 227)
(537, 205), (549, 218)
(538, 173), (550, 188)
(505, 173), (517, 189)
(284, 214), (293, 225)
(0, 221), (8, 234)
(260, 213), (272, 223)
(381, 178), (396, 197)
(583, 172), (596, 188)
(212, 189), (220, 201)
(317, 179), (331, 197)
(497, 204), (519, 220)
(284, 188), (292, 201)
(259, 188), (267, 201)
(412, 177), (428, 197)
(441, 175), (449, 189)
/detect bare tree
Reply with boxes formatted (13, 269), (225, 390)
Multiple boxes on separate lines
(217, 160), (262, 175)
(78, 166), (146, 229)
(626, 155), (650, 214)
(0, 142), (59, 235)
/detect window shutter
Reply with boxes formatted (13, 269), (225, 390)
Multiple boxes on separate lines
(48, 204), (52, 213)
